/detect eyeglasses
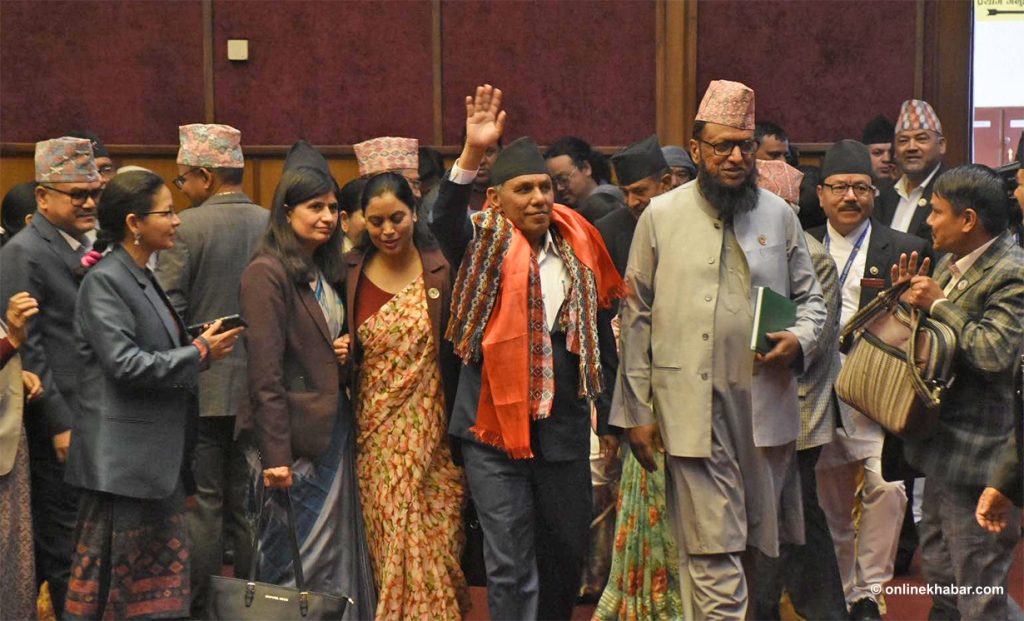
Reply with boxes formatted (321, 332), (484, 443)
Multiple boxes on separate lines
(822, 182), (878, 198)
(172, 168), (203, 190)
(43, 185), (103, 206)
(552, 167), (579, 189)
(698, 138), (758, 157)
(141, 209), (177, 219)
(97, 164), (116, 177)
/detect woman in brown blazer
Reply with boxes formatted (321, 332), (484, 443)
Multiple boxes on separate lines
(239, 165), (375, 620)
(344, 171), (471, 619)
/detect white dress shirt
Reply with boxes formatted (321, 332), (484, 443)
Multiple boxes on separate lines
(825, 219), (872, 330)
(890, 164), (942, 233)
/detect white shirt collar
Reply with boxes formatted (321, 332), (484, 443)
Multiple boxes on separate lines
(535, 230), (558, 260)
(56, 227), (85, 252)
(949, 236), (998, 281)
(895, 163), (942, 201)
(826, 218), (871, 246)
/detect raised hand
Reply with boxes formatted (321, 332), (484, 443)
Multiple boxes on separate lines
(890, 251), (931, 288)
(465, 84), (506, 150)
(459, 84), (506, 171)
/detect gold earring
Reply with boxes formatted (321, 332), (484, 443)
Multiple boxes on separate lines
(133, 232), (141, 246)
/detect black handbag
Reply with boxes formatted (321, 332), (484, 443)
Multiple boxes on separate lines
(205, 489), (352, 620)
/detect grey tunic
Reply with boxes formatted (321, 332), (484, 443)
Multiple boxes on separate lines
(664, 225), (803, 558)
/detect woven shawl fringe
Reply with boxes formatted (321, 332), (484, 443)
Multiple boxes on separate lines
(446, 209), (511, 363)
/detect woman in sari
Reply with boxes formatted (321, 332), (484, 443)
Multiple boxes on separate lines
(593, 315), (685, 621)
(239, 165), (376, 620)
(344, 169), (468, 619)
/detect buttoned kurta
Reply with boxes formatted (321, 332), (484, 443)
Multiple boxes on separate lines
(613, 181), (825, 457)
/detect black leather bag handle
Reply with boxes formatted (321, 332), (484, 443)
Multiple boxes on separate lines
(245, 487), (308, 608)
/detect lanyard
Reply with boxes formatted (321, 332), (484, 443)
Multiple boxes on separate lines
(824, 222), (871, 288)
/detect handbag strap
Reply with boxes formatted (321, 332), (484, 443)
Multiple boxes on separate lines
(282, 490), (307, 591)
(839, 280), (910, 345)
(245, 486), (307, 592)
(906, 307), (943, 409)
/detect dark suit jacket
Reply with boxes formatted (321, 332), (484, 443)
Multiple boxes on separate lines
(594, 207), (636, 278)
(593, 207), (636, 434)
(344, 246), (460, 427)
(904, 233), (1024, 489)
(808, 219), (933, 310)
(66, 247), (200, 499)
(0, 213), (85, 440)
(154, 192), (268, 419)
(238, 255), (345, 468)
(430, 177), (612, 461)
(809, 220), (932, 479)
(875, 164), (946, 242)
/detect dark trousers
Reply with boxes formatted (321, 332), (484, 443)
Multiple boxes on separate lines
(28, 434), (80, 619)
(755, 446), (847, 620)
(919, 477), (1020, 620)
(462, 440), (591, 621)
(187, 417), (253, 618)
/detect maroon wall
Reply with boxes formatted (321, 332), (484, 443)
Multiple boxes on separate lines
(0, 0), (205, 145)
(1, 0), (921, 147)
(697, 0), (917, 142)
(441, 0), (657, 146)
(213, 0), (434, 145)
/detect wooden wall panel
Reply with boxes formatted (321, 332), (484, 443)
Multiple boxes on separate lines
(0, 1), (205, 145)
(441, 0), (657, 146)
(696, 0), (917, 142)
(212, 0), (434, 145)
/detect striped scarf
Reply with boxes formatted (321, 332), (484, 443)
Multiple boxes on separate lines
(446, 204), (624, 458)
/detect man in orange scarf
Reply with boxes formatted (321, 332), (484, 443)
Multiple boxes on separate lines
(433, 85), (623, 621)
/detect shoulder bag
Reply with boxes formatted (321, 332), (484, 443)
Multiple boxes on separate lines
(835, 282), (957, 437)
(206, 489), (352, 620)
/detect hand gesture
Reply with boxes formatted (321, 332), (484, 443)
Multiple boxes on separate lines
(464, 84), (506, 151)
(333, 334), (351, 366)
(199, 319), (245, 362)
(4, 292), (39, 348)
(890, 251), (931, 288)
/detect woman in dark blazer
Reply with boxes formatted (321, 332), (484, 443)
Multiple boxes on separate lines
(238, 165), (376, 620)
(64, 171), (240, 620)
(343, 172), (469, 618)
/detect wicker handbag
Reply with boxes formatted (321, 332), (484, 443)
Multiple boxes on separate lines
(836, 282), (957, 437)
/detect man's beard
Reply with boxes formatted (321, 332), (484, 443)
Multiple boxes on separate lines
(698, 162), (759, 221)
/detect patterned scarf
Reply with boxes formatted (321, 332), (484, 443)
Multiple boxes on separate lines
(446, 204), (625, 458)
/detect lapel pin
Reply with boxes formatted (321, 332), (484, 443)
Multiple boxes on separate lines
(427, 287), (441, 299)
(869, 266), (879, 276)
(758, 234), (768, 246)
(918, 198), (928, 207)
(957, 280), (967, 291)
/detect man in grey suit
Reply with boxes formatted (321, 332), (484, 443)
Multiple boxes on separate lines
(895, 164), (1023, 619)
(808, 140), (931, 620)
(616, 80), (826, 619)
(0, 136), (101, 617)
(154, 124), (267, 617)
